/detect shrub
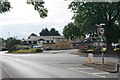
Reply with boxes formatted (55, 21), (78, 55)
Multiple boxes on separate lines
(2, 48), (8, 51)
(9, 44), (18, 52)
(8, 44), (30, 52)
(12, 48), (43, 53)
(35, 48), (43, 52)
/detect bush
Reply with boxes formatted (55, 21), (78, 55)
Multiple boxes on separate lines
(9, 44), (18, 52)
(2, 48), (8, 51)
(35, 48), (43, 52)
(12, 48), (43, 53)
(8, 44), (30, 52)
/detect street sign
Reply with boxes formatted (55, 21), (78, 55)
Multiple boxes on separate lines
(96, 24), (105, 65)
(97, 27), (105, 35)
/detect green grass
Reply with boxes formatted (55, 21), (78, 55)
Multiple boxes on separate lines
(12, 48), (38, 53)
(114, 48), (120, 51)
(102, 48), (106, 51)
(87, 49), (93, 51)
(86, 48), (106, 52)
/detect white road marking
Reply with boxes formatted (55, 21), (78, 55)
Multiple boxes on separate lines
(68, 68), (106, 78)
(74, 69), (106, 78)
(92, 72), (109, 75)
(69, 68), (94, 70)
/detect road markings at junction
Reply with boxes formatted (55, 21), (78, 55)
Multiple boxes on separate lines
(74, 69), (106, 78)
(68, 68), (106, 78)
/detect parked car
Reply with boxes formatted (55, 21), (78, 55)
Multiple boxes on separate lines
(33, 46), (43, 52)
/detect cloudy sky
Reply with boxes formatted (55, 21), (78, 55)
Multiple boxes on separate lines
(0, 0), (73, 39)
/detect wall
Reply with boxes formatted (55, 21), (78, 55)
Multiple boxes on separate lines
(43, 41), (72, 50)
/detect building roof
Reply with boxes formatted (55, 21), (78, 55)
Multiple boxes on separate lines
(26, 36), (65, 41)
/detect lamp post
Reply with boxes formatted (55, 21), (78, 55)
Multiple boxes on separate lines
(97, 23), (105, 64)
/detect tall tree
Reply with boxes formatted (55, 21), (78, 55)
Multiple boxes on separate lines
(69, 2), (120, 50)
(40, 28), (60, 36)
(39, 29), (45, 36)
(26, 0), (48, 18)
(0, 0), (11, 13)
(50, 28), (56, 36)
(0, 0), (48, 18)
(50, 28), (60, 36)
(44, 28), (50, 36)
(63, 22), (81, 40)
(39, 28), (50, 36)
(28, 33), (37, 39)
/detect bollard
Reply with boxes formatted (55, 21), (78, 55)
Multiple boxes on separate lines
(88, 53), (93, 63)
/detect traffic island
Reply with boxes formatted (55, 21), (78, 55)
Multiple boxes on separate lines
(83, 62), (119, 73)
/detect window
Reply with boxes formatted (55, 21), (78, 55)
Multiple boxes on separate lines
(28, 41), (31, 44)
(46, 41), (49, 43)
(51, 40), (54, 43)
(33, 41), (37, 44)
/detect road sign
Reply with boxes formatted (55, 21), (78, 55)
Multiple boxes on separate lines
(97, 27), (105, 35)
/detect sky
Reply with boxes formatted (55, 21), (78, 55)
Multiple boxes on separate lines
(0, 0), (74, 39)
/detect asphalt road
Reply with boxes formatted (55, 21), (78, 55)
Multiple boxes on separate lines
(0, 49), (119, 79)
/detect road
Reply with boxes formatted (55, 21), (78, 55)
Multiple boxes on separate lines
(0, 49), (119, 79)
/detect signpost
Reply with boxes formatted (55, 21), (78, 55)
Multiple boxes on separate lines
(97, 24), (105, 64)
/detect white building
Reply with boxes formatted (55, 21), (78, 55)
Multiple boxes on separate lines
(25, 36), (66, 46)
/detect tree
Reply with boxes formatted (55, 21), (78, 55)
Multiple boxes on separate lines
(0, 0), (11, 13)
(5, 37), (22, 51)
(39, 28), (60, 36)
(40, 28), (49, 36)
(26, 0), (48, 18)
(40, 29), (45, 36)
(0, 0), (48, 18)
(63, 22), (81, 41)
(50, 28), (60, 36)
(69, 2), (120, 50)
(28, 33), (37, 39)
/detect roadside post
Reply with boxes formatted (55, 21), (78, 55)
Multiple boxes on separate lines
(97, 24), (105, 64)
(88, 53), (93, 63)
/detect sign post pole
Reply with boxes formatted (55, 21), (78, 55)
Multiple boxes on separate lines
(100, 35), (104, 64)
(97, 24), (105, 65)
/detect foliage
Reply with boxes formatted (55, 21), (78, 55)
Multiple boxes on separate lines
(12, 48), (43, 53)
(39, 28), (60, 36)
(35, 48), (43, 52)
(28, 33), (37, 39)
(0, 0), (47, 18)
(0, 1), (11, 13)
(8, 44), (19, 52)
(68, 2), (120, 50)
(63, 22), (81, 40)
(8, 44), (29, 52)
(26, 0), (48, 18)
(5, 37), (22, 51)
(50, 28), (60, 36)
(40, 28), (49, 36)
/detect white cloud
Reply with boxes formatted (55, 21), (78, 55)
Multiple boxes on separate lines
(0, 0), (73, 39)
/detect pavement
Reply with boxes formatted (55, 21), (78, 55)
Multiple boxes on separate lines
(83, 62), (119, 73)
(0, 49), (119, 79)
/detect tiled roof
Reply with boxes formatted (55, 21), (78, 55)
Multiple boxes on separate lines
(26, 36), (65, 41)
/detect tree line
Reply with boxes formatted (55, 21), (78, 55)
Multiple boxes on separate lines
(1, 0), (120, 51)
(28, 28), (60, 39)
(63, 2), (120, 50)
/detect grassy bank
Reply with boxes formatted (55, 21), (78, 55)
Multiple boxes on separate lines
(12, 48), (43, 53)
